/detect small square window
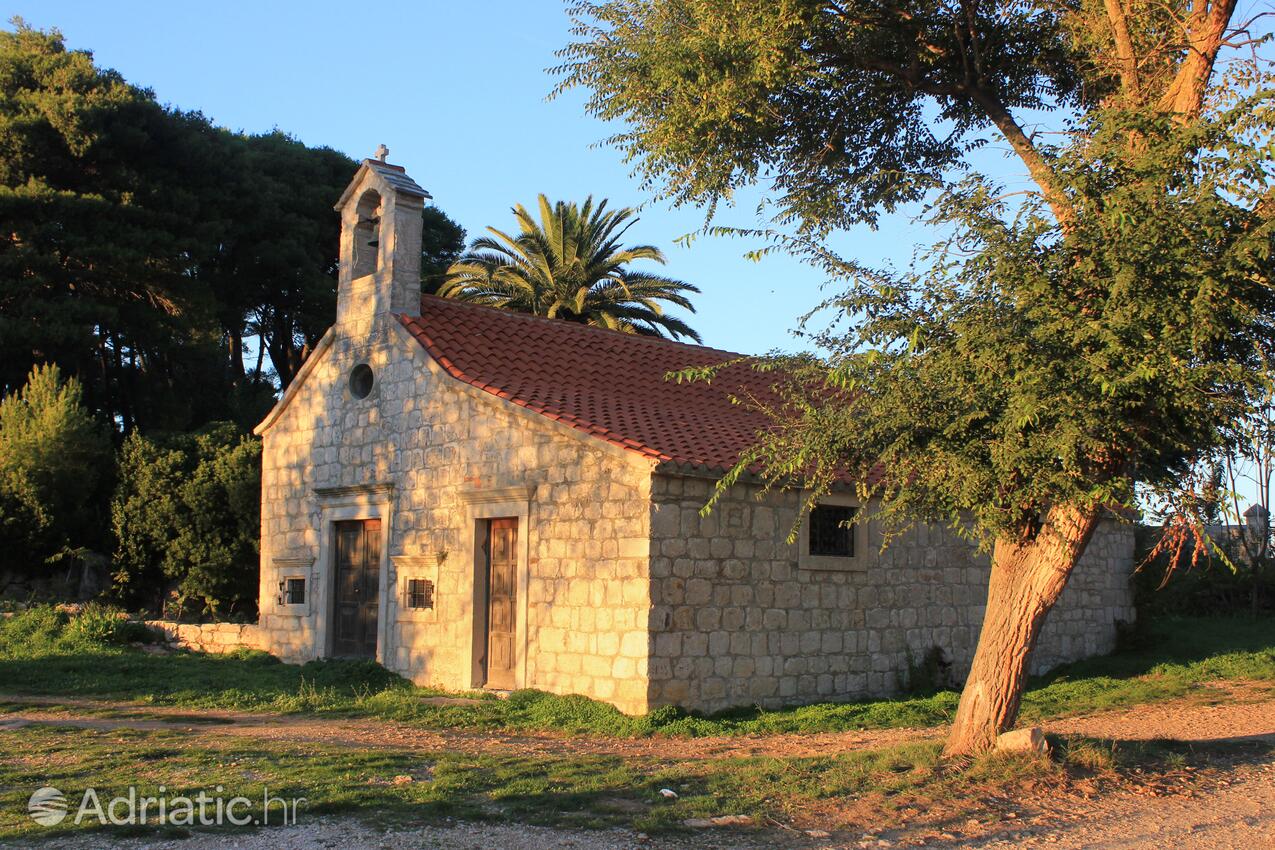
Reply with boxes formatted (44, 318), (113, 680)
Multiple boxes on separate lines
(284, 577), (306, 605)
(809, 504), (857, 558)
(406, 578), (434, 610)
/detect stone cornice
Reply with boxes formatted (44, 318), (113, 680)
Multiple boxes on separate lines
(391, 554), (440, 570)
(315, 482), (395, 500)
(272, 556), (315, 573)
(457, 486), (534, 506)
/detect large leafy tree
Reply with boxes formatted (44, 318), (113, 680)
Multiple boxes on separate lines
(421, 205), (468, 296)
(441, 194), (702, 340)
(0, 22), (466, 424)
(0, 364), (112, 570)
(0, 21), (228, 431)
(559, 1), (1274, 754)
(192, 131), (352, 396)
(111, 422), (261, 617)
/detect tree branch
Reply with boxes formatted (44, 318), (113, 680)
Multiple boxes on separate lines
(844, 7), (1077, 230)
(966, 88), (1077, 231)
(1158, 0), (1240, 117)
(1104, 0), (1144, 103)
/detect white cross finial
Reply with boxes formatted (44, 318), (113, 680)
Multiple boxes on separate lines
(374, 144), (389, 162)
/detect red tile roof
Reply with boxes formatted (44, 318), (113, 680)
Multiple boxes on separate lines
(398, 296), (779, 472)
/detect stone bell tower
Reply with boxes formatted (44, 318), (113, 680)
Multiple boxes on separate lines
(333, 145), (431, 326)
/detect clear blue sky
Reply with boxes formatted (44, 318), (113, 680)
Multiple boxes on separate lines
(11, 0), (957, 354)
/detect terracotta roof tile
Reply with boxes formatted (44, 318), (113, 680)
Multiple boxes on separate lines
(398, 296), (777, 473)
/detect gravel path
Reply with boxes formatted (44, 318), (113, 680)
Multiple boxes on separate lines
(962, 758), (1275, 850)
(12, 818), (812, 850)
(1046, 681), (1275, 745)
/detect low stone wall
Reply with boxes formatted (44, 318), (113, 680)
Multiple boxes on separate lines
(145, 620), (264, 654)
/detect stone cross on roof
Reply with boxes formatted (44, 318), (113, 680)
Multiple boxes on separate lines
(374, 144), (389, 162)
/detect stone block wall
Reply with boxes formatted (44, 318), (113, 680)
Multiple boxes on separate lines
(145, 620), (265, 654)
(645, 474), (1135, 714)
(255, 309), (1135, 718)
(257, 312), (655, 712)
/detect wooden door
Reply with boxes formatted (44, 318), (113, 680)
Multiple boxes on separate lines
(485, 518), (518, 689)
(332, 518), (381, 658)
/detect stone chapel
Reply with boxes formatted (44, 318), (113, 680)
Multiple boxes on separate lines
(253, 153), (1136, 714)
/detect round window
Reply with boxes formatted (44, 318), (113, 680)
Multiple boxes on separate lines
(349, 364), (374, 399)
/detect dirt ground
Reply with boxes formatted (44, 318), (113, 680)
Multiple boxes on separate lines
(2, 681), (1273, 760)
(14, 760), (1275, 850)
(3, 685), (1273, 849)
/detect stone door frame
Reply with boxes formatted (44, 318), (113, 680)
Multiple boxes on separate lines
(459, 486), (533, 690)
(312, 483), (395, 665)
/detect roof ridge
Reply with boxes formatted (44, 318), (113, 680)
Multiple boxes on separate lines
(415, 294), (742, 360)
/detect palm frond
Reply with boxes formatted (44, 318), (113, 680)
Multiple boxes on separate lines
(446, 194), (702, 340)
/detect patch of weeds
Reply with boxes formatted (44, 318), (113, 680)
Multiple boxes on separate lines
(65, 603), (154, 646)
(1058, 737), (1118, 773)
(958, 748), (1061, 798)
(1051, 733), (1274, 781)
(904, 646), (955, 696)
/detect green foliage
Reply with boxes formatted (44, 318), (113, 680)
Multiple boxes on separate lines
(0, 21), (465, 427)
(441, 194), (702, 341)
(557, 1), (1085, 230)
(0, 604), (144, 655)
(0, 21), (235, 430)
(0, 364), (112, 570)
(420, 205), (467, 295)
(63, 602), (151, 646)
(0, 22), (467, 611)
(0, 605), (410, 706)
(110, 423), (261, 617)
(0, 604), (67, 653)
(559, 2), (1275, 551)
(774, 105), (1274, 544)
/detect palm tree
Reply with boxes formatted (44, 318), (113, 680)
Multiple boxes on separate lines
(439, 195), (702, 342)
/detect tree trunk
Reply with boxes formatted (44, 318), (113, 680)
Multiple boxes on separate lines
(228, 327), (246, 386)
(251, 332), (266, 383)
(943, 504), (1101, 757)
(264, 318), (296, 389)
(1157, 0), (1238, 119)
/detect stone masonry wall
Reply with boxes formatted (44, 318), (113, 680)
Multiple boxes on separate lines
(646, 474), (1135, 714)
(145, 620), (265, 655)
(257, 311), (655, 712)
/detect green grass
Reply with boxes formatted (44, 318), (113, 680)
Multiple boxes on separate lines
(1, 607), (1272, 738)
(5, 721), (1250, 843)
(0, 722), (1147, 843)
(1019, 615), (1275, 722)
